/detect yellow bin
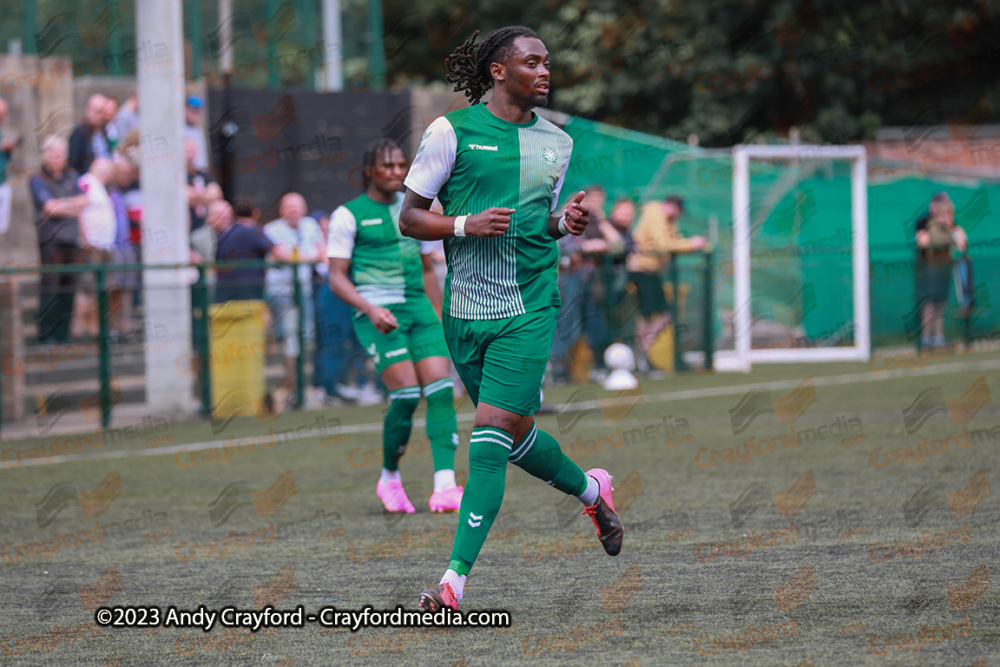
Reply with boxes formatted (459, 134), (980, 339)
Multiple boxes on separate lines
(647, 324), (675, 375)
(208, 300), (268, 420)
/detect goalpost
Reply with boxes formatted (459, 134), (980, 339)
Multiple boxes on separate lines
(713, 144), (870, 372)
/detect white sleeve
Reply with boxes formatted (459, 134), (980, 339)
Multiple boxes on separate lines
(403, 116), (457, 200)
(420, 240), (444, 255)
(327, 206), (357, 259)
(550, 155), (571, 213)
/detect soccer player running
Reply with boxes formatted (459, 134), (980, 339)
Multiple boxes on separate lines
(399, 26), (624, 612)
(328, 139), (463, 514)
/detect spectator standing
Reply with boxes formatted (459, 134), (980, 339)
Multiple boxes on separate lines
(108, 157), (140, 339)
(311, 208), (380, 405)
(626, 195), (705, 372)
(915, 192), (967, 348)
(102, 97), (120, 154)
(263, 193), (324, 398)
(29, 136), (89, 344)
(185, 138), (222, 232)
(601, 197), (637, 343)
(214, 200), (279, 303)
(183, 96), (209, 170)
(548, 185), (609, 384)
(112, 94), (139, 144)
(74, 158), (117, 337)
(68, 94), (110, 175)
(0, 97), (22, 235)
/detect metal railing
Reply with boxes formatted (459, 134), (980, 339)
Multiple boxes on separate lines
(0, 259), (312, 436)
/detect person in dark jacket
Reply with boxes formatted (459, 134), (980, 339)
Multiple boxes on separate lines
(29, 135), (90, 344)
(68, 94), (111, 175)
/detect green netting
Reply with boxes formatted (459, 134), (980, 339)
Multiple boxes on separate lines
(558, 115), (999, 349)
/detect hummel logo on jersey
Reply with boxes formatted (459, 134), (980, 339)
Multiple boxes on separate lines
(360, 218), (382, 226)
(468, 143), (498, 151)
(468, 512), (483, 527)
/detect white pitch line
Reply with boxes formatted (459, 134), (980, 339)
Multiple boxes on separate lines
(6, 356), (999, 470)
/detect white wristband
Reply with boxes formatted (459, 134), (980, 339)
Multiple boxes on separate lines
(454, 215), (467, 237)
(557, 215), (569, 236)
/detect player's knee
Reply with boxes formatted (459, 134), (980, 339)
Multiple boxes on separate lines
(386, 387), (420, 424)
(423, 379), (455, 406)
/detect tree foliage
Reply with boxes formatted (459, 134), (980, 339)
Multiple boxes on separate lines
(382, 0), (1000, 146)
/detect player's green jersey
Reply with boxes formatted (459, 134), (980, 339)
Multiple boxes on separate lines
(327, 192), (427, 307)
(404, 103), (574, 320)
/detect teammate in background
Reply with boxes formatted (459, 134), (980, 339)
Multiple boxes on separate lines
(399, 26), (624, 612)
(328, 139), (463, 514)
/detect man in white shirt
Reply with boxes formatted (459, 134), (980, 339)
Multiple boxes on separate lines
(263, 192), (325, 396)
(76, 158), (116, 336)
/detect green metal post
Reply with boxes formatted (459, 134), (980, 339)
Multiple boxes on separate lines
(195, 265), (212, 416)
(23, 0), (36, 54)
(296, 0), (316, 88)
(293, 266), (305, 409)
(109, 23), (122, 76)
(368, 0), (385, 90)
(669, 253), (686, 372)
(188, 0), (202, 79)
(702, 249), (714, 372)
(96, 265), (112, 428)
(267, 0), (280, 89)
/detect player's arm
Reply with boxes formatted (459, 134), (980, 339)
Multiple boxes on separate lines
(327, 206), (398, 333)
(398, 115), (512, 239)
(400, 191), (513, 240)
(547, 191), (588, 238)
(545, 153), (587, 238)
(328, 258), (398, 333)
(421, 252), (443, 316)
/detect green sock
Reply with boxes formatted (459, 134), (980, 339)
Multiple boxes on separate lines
(510, 424), (587, 496)
(448, 427), (512, 575)
(423, 378), (458, 472)
(382, 386), (420, 472)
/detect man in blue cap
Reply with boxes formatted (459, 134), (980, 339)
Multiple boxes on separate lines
(184, 95), (209, 170)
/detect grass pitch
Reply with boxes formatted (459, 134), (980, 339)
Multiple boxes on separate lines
(1, 351), (998, 665)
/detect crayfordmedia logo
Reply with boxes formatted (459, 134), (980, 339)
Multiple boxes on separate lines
(34, 470), (123, 527)
(600, 564), (643, 612)
(728, 377), (818, 435)
(868, 617), (971, 655)
(947, 470), (990, 518)
(207, 470), (296, 527)
(773, 564), (817, 611)
(729, 470), (817, 528)
(868, 523), (971, 562)
(253, 564), (296, 608)
(78, 564), (122, 610)
(695, 616), (798, 654)
(900, 376), (991, 435)
(902, 482), (945, 528)
(946, 564), (990, 612)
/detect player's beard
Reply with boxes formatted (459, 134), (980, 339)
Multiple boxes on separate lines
(529, 91), (550, 108)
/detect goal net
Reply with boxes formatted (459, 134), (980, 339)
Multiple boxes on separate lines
(718, 145), (870, 371)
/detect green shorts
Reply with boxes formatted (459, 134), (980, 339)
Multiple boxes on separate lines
(353, 297), (450, 374)
(443, 307), (557, 416)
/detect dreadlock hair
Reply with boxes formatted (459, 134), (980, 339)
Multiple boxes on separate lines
(446, 26), (538, 105)
(362, 138), (404, 189)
